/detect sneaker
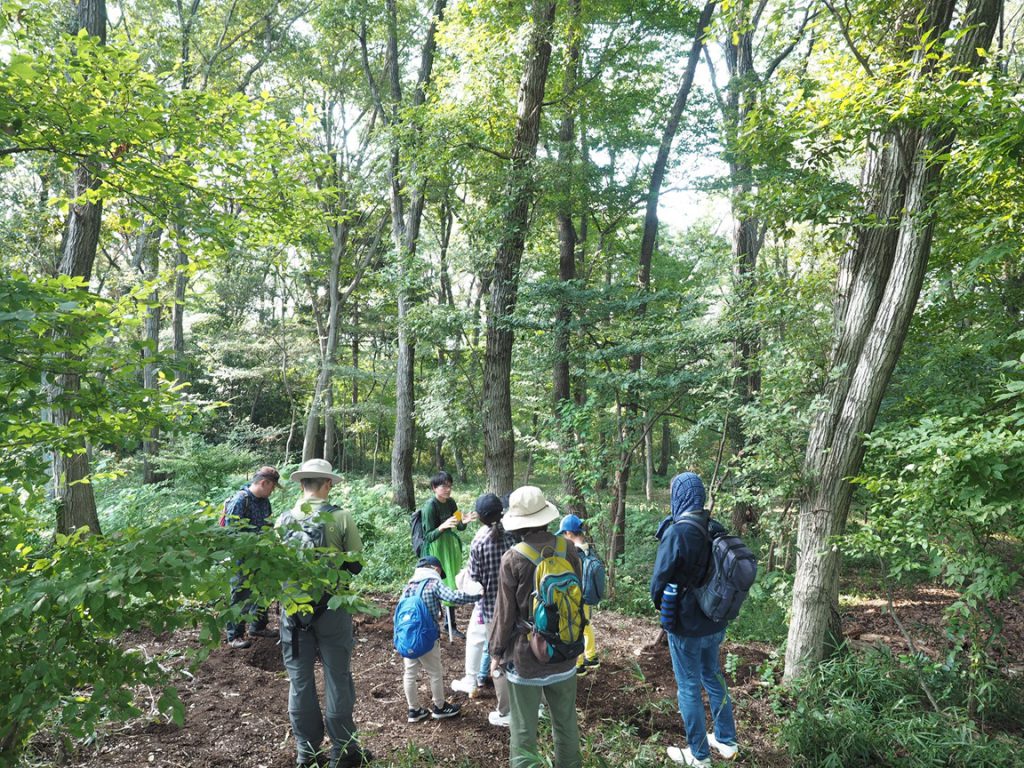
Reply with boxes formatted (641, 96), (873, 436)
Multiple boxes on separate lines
(583, 657), (600, 669)
(667, 746), (711, 767)
(432, 701), (461, 719)
(476, 674), (492, 689)
(576, 665), (587, 677)
(707, 733), (739, 760)
(450, 676), (477, 695)
(488, 710), (510, 727)
(228, 637), (252, 649)
(333, 747), (373, 768)
(407, 707), (431, 723)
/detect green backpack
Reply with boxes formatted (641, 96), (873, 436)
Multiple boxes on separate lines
(514, 538), (587, 664)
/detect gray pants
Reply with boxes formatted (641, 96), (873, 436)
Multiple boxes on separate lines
(280, 606), (358, 765)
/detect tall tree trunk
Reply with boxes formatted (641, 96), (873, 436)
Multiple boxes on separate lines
(724, 20), (761, 534)
(609, 0), (715, 555)
(553, 0), (586, 516)
(658, 418), (671, 476)
(784, 0), (1000, 680)
(385, 0), (447, 510)
(51, 0), (107, 536)
(139, 225), (165, 485)
(482, 0), (558, 494)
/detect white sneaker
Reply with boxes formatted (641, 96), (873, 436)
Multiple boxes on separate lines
(450, 676), (477, 695)
(488, 710), (510, 727)
(707, 732), (739, 760)
(667, 746), (711, 767)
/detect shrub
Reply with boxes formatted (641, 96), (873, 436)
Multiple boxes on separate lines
(781, 649), (1022, 767)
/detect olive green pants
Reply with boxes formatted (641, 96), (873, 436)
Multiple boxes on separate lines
(507, 674), (581, 768)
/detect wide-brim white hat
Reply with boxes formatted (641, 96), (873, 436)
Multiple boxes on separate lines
(503, 486), (560, 531)
(289, 458), (342, 483)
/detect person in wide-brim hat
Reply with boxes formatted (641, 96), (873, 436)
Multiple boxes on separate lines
(502, 485), (560, 531)
(289, 458), (343, 483)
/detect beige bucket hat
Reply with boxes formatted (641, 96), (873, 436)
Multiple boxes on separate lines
(289, 458), (343, 483)
(503, 486), (560, 531)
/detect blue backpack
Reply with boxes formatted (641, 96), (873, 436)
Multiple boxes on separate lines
(393, 579), (439, 659)
(580, 547), (607, 606)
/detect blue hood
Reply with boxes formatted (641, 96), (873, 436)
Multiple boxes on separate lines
(671, 472), (705, 519)
(655, 472), (707, 540)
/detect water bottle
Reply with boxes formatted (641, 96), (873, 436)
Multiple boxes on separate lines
(660, 583), (679, 630)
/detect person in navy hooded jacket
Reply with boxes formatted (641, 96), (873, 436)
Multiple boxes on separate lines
(650, 472), (739, 767)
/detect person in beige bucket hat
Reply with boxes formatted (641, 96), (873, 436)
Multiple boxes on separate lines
(276, 458), (372, 768)
(500, 485), (561, 531)
(489, 486), (583, 768)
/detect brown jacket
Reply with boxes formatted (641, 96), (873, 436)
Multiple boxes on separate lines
(488, 530), (582, 680)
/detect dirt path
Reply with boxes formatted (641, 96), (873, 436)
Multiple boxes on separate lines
(38, 583), (1022, 768)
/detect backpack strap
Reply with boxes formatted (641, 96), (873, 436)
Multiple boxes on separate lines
(513, 537), (567, 566)
(676, 512), (713, 586)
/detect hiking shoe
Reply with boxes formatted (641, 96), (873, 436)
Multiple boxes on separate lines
(432, 701), (461, 719)
(450, 676), (478, 695)
(707, 733), (739, 760)
(576, 664), (587, 677)
(583, 657), (600, 670)
(488, 710), (510, 727)
(333, 747), (373, 768)
(407, 707), (431, 723)
(228, 637), (252, 649)
(667, 746), (710, 767)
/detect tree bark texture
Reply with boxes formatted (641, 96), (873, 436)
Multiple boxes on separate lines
(482, 0), (558, 495)
(608, 0), (714, 553)
(387, 0), (447, 511)
(784, 0), (1000, 680)
(51, 0), (107, 536)
(553, 0), (587, 516)
(139, 225), (165, 485)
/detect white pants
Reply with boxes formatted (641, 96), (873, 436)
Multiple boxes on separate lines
(403, 641), (445, 709)
(463, 609), (509, 715)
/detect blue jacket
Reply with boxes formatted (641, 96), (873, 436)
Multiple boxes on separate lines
(650, 473), (729, 637)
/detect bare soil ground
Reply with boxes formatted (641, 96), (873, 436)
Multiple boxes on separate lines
(32, 583), (1023, 768)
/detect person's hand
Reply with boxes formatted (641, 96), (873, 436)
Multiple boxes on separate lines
(463, 510), (478, 524)
(490, 657), (503, 676)
(439, 515), (458, 531)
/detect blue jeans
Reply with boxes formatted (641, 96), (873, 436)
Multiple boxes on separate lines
(667, 629), (736, 760)
(479, 639), (492, 680)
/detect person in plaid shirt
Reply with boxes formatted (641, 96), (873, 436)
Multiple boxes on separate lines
(401, 556), (480, 723)
(450, 493), (516, 725)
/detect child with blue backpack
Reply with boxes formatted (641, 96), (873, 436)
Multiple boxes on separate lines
(395, 556), (480, 723)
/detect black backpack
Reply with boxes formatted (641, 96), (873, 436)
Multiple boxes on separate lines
(679, 514), (757, 623)
(410, 509), (425, 557)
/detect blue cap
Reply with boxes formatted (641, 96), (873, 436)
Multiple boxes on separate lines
(556, 514), (583, 535)
(416, 556), (446, 579)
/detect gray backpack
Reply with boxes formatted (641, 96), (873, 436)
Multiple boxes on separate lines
(276, 505), (335, 658)
(679, 515), (757, 623)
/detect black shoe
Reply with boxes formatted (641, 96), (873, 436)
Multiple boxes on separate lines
(407, 707), (431, 723)
(583, 658), (600, 670)
(432, 701), (461, 720)
(576, 664), (587, 677)
(333, 747), (373, 768)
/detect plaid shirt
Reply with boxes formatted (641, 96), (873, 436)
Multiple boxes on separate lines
(401, 575), (478, 625)
(468, 527), (516, 623)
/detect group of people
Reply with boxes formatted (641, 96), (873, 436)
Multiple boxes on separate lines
(223, 461), (739, 768)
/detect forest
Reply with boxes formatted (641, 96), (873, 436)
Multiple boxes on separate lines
(1, 0), (1023, 765)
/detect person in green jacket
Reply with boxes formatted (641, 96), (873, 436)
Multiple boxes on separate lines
(420, 471), (472, 638)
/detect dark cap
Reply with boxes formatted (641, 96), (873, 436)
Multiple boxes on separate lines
(416, 556), (446, 578)
(252, 466), (282, 487)
(475, 492), (504, 522)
